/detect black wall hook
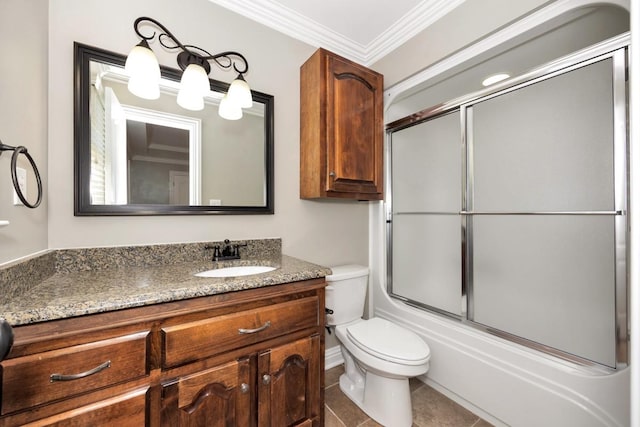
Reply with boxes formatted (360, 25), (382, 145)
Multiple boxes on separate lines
(0, 140), (43, 209)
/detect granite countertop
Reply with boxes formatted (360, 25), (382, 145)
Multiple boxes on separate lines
(0, 240), (331, 327)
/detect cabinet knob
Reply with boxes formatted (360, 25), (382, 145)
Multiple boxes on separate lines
(262, 374), (271, 385)
(329, 171), (336, 178)
(240, 383), (250, 394)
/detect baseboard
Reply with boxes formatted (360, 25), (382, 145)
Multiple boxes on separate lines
(325, 345), (344, 370)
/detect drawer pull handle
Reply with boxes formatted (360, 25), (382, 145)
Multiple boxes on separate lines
(238, 321), (271, 334)
(50, 360), (111, 382)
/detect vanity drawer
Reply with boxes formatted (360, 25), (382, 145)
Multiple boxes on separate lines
(12, 387), (149, 427)
(0, 331), (149, 415)
(162, 296), (319, 368)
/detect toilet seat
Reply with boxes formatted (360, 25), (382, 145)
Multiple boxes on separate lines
(346, 318), (430, 366)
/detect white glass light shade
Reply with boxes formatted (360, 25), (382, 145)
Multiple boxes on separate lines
(125, 43), (161, 99)
(177, 64), (210, 111)
(177, 88), (204, 111)
(227, 76), (253, 109)
(218, 94), (242, 120)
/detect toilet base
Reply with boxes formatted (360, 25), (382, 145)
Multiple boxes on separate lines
(339, 355), (413, 427)
(333, 319), (429, 427)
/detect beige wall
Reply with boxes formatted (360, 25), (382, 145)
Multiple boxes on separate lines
(2, 0), (604, 361)
(45, 0), (369, 267)
(0, 0), (48, 263)
(1, 0), (565, 269)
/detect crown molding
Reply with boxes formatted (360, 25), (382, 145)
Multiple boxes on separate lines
(366, 0), (466, 65)
(207, 0), (465, 65)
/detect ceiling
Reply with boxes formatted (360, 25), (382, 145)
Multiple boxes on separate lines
(207, 0), (466, 65)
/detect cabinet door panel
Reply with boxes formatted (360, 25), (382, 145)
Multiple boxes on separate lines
(161, 358), (251, 427)
(258, 335), (321, 427)
(327, 56), (383, 195)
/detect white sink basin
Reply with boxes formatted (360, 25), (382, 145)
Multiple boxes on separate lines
(195, 265), (276, 278)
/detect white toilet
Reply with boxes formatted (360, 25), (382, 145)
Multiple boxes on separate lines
(325, 265), (431, 427)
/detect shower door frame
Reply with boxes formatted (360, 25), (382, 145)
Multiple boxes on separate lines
(385, 34), (629, 370)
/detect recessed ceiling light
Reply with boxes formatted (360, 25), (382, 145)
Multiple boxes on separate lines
(482, 73), (511, 87)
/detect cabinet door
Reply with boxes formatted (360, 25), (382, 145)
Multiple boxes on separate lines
(326, 55), (383, 197)
(161, 358), (252, 427)
(257, 335), (321, 427)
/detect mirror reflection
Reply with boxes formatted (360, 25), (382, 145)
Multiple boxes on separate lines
(74, 43), (274, 215)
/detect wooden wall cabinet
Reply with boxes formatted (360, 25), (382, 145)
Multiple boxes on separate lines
(0, 279), (325, 427)
(300, 48), (384, 200)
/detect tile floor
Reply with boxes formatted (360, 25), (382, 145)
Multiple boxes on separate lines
(324, 365), (493, 427)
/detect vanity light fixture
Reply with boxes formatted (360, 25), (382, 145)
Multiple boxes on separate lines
(125, 16), (252, 119)
(482, 73), (511, 87)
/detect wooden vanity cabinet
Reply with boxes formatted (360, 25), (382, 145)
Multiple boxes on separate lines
(0, 279), (325, 427)
(159, 291), (323, 427)
(300, 48), (384, 200)
(161, 335), (322, 427)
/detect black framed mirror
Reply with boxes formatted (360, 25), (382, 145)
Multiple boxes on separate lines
(74, 43), (274, 215)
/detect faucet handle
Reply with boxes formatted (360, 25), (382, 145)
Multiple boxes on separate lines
(233, 242), (248, 257)
(204, 244), (222, 261)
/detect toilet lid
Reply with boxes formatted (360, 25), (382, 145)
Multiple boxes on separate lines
(346, 318), (430, 365)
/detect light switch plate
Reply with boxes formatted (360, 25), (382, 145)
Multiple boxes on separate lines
(13, 167), (27, 206)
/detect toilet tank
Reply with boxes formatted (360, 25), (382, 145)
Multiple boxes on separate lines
(325, 264), (369, 326)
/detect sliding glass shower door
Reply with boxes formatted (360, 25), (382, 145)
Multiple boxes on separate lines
(469, 57), (619, 367)
(391, 112), (463, 317)
(387, 44), (628, 369)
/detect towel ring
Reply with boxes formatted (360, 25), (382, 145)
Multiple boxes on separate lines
(0, 140), (43, 209)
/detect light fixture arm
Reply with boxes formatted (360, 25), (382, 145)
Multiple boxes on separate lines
(132, 17), (249, 76)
